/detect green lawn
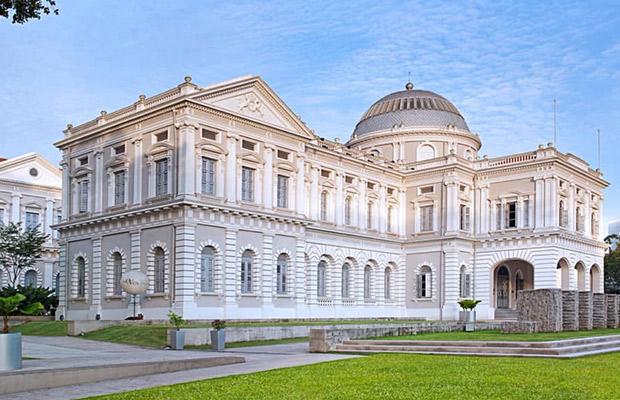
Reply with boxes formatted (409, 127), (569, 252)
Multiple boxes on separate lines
(89, 352), (620, 399)
(371, 328), (620, 342)
(12, 321), (68, 336)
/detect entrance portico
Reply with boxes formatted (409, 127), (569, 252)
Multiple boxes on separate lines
(492, 260), (534, 310)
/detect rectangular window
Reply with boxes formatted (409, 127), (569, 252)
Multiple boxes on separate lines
(201, 157), (216, 195)
(523, 199), (530, 227)
(276, 150), (289, 160)
(201, 129), (218, 141)
(155, 131), (168, 142)
(79, 181), (89, 213)
(155, 159), (168, 196)
(114, 170), (126, 205)
(277, 175), (288, 208)
(345, 176), (354, 185)
(276, 259), (287, 295)
(460, 205), (470, 231)
(113, 144), (125, 155)
(506, 201), (517, 228)
(419, 185), (434, 194)
(25, 212), (39, 230)
(420, 205), (434, 232)
(241, 140), (256, 151)
(78, 156), (88, 166)
(367, 182), (376, 190)
(387, 187), (394, 195)
(321, 169), (331, 178)
(241, 167), (254, 202)
(0, 208), (4, 225)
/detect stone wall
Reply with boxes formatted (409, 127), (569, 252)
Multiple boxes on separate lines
(500, 321), (538, 334)
(562, 291), (579, 331)
(578, 291), (593, 331)
(593, 293), (607, 329)
(309, 322), (502, 353)
(606, 294), (619, 328)
(517, 289), (563, 332)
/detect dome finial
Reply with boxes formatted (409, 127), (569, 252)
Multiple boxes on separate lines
(405, 71), (413, 90)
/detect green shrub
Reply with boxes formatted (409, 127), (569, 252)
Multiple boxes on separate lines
(167, 310), (184, 330)
(211, 319), (226, 330)
(457, 299), (482, 311)
(0, 285), (58, 315)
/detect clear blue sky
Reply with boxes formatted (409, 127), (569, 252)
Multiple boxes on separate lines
(1, 1), (618, 229)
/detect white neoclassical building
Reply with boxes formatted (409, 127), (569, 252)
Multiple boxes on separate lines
(54, 76), (608, 321)
(0, 153), (62, 290)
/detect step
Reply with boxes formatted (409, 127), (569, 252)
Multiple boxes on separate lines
(335, 344), (562, 355)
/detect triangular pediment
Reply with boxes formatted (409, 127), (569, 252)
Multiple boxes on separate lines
(192, 76), (315, 139)
(0, 153), (61, 188)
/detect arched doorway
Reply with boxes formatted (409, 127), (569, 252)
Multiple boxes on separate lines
(575, 262), (586, 291)
(496, 266), (510, 309)
(590, 264), (601, 293)
(557, 259), (570, 290)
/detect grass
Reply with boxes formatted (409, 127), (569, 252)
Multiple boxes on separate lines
(88, 352), (620, 399)
(186, 336), (309, 350)
(370, 328), (620, 342)
(11, 321), (68, 336)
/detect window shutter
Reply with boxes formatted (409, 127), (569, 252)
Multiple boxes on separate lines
(465, 206), (471, 230)
(416, 274), (422, 298)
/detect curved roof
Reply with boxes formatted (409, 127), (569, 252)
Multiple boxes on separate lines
(352, 87), (470, 137)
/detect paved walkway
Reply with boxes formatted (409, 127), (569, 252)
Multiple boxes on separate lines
(2, 337), (356, 400)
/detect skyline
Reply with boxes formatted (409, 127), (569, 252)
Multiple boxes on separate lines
(0, 0), (618, 228)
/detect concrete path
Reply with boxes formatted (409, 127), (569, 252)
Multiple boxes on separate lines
(2, 337), (356, 400)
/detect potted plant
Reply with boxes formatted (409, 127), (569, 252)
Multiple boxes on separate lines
(210, 319), (226, 351)
(0, 293), (43, 371)
(167, 310), (185, 350)
(458, 299), (482, 324)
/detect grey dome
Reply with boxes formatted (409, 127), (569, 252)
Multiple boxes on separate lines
(353, 88), (469, 137)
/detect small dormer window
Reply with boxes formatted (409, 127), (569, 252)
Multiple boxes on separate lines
(320, 169), (331, 179)
(242, 139), (256, 151)
(559, 180), (566, 189)
(460, 185), (467, 192)
(202, 129), (218, 141)
(387, 187), (394, 195)
(277, 150), (289, 160)
(367, 182), (376, 191)
(345, 176), (354, 184)
(78, 156), (88, 166)
(113, 144), (125, 155)
(155, 131), (168, 142)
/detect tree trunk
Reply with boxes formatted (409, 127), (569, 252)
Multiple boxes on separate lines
(3, 315), (9, 334)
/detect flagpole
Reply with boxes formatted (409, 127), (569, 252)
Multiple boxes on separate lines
(598, 129), (601, 170)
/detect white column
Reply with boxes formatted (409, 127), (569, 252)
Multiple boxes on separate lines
(295, 237), (306, 309)
(129, 230), (141, 316)
(446, 182), (458, 233)
(517, 197), (524, 229)
(264, 145), (274, 210)
(262, 234), (273, 305)
(414, 203), (420, 233)
(544, 177), (557, 227)
(60, 158), (70, 220)
(173, 223), (197, 316)
(91, 237), (102, 317)
(535, 178), (544, 229)
(568, 183), (575, 231)
(44, 199), (54, 244)
(584, 190), (591, 236)
(479, 186), (489, 234)
(226, 135), (238, 203)
(398, 189), (406, 236)
(597, 200), (604, 241)
(310, 166), (319, 220)
(358, 179), (367, 230)
(56, 242), (67, 320)
(335, 173), (344, 226)
(132, 138), (142, 205)
(11, 194), (21, 223)
(379, 185), (387, 233)
(177, 123), (197, 197)
(94, 150), (103, 213)
(224, 229), (238, 307)
(296, 156), (306, 217)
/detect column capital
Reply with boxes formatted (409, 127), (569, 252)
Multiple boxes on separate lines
(131, 137), (143, 145)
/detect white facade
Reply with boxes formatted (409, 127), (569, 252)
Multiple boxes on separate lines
(54, 76), (608, 321)
(0, 153), (62, 290)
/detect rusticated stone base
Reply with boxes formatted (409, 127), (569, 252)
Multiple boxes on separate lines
(500, 321), (538, 334)
(562, 291), (579, 331)
(593, 293), (607, 329)
(517, 289), (563, 332)
(607, 294), (619, 328)
(578, 291), (593, 330)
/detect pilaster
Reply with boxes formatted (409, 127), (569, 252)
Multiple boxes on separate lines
(226, 134), (238, 203)
(176, 121), (198, 197)
(264, 145), (274, 210)
(296, 156), (306, 217)
(132, 138), (142, 205)
(94, 149), (103, 213)
(173, 223), (197, 312)
(11, 193), (21, 223)
(90, 237), (102, 317)
(335, 172), (344, 226)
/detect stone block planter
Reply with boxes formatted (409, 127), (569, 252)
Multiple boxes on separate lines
(211, 329), (226, 351)
(169, 329), (185, 350)
(0, 333), (22, 371)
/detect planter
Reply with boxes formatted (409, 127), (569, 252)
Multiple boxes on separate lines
(170, 329), (185, 350)
(0, 332), (22, 371)
(459, 310), (476, 323)
(210, 329), (226, 351)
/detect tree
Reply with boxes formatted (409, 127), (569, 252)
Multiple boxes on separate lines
(0, 222), (48, 288)
(0, 0), (58, 24)
(0, 293), (43, 333)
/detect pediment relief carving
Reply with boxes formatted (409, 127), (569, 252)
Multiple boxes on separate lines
(239, 151), (265, 165)
(71, 166), (92, 178)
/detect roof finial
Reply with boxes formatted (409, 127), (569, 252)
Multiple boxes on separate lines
(405, 71), (413, 90)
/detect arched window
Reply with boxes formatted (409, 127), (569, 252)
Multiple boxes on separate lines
(417, 266), (432, 298)
(200, 247), (215, 292)
(320, 191), (328, 221)
(364, 265), (372, 299)
(417, 144), (435, 161)
(344, 197), (352, 226)
(317, 261), (327, 297)
(591, 212), (599, 236)
(576, 207), (585, 232)
(154, 247), (165, 293)
(459, 265), (471, 298)
(384, 267), (392, 299)
(24, 270), (37, 287)
(590, 264), (601, 293)
(77, 257), (86, 297)
(341, 263), (350, 298)
(112, 252), (123, 295)
(559, 200), (567, 228)
(367, 202), (374, 230)
(276, 254), (288, 295)
(241, 250), (253, 294)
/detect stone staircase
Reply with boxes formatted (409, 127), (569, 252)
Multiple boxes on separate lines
(333, 334), (620, 358)
(494, 308), (518, 320)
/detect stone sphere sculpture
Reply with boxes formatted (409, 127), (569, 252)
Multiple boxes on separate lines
(120, 270), (149, 295)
